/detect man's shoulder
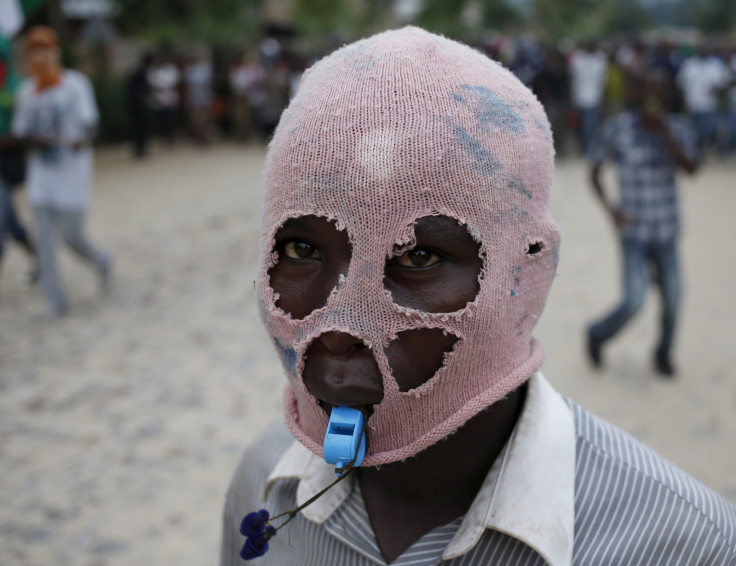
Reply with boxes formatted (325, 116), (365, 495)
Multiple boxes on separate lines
(226, 420), (295, 503)
(17, 78), (35, 98)
(565, 399), (736, 561)
(62, 69), (92, 90)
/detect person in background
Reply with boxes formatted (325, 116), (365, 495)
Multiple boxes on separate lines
(12, 26), (111, 318)
(125, 52), (152, 159)
(619, 40), (648, 76)
(586, 70), (698, 377)
(569, 41), (608, 154)
(147, 53), (180, 146)
(229, 52), (260, 142)
(677, 45), (730, 153)
(257, 56), (290, 142)
(532, 44), (569, 155)
(183, 53), (213, 145)
(603, 48), (626, 117)
(0, 34), (36, 290)
(648, 41), (680, 112)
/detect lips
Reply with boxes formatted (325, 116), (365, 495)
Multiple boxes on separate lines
(301, 338), (384, 411)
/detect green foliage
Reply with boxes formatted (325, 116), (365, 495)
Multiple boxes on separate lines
(480, 0), (521, 30)
(93, 77), (132, 143)
(294, 0), (357, 38)
(415, 0), (467, 36)
(574, 0), (651, 40)
(532, 0), (589, 40)
(532, 0), (650, 41)
(115, 0), (259, 47)
(696, 0), (736, 33)
(20, 0), (47, 18)
(416, 0), (520, 37)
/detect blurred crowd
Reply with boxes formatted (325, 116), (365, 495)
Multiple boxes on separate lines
(490, 33), (736, 158)
(125, 39), (308, 157)
(122, 33), (736, 161)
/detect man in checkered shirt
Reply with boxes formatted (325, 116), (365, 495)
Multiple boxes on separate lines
(586, 69), (699, 377)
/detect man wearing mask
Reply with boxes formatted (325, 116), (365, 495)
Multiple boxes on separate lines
(12, 26), (111, 318)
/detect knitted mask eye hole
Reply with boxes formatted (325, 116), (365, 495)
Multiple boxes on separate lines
(384, 215), (482, 313)
(527, 241), (544, 255)
(268, 215), (351, 319)
(385, 329), (459, 392)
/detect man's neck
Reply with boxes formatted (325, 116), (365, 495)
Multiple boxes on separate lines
(357, 383), (526, 563)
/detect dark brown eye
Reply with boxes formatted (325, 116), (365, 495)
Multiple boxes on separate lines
(283, 240), (322, 260)
(393, 248), (440, 268)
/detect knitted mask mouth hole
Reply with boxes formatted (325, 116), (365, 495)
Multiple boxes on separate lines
(385, 328), (459, 392)
(526, 241), (544, 255)
(302, 331), (385, 408)
(383, 215), (482, 313)
(268, 215), (352, 319)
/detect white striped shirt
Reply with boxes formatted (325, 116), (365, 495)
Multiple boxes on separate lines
(221, 374), (736, 565)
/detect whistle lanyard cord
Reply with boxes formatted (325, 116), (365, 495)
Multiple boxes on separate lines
(268, 409), (368, 529)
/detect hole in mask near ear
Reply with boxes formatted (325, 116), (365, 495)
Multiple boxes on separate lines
(384, 215), (482, 313)
(386, 328), (459, 392)
(268, 215), (352, 319)
(527, 241), (544, 255)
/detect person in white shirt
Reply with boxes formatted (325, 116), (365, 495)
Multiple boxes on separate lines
(183, 54), (213, 145)
(676, 47), (730, 151)
(229, 53), (261, 141)
(12, 26), (111, 318)
(569, 42), (608, 153)
(146, 54), (180, 146)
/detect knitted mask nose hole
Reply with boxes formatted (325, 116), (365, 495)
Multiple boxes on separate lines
(526, 241), (544, 255)
(385, 329), (459, 392)
(383, 215), (482, 313)
(268, 215), (352, 319)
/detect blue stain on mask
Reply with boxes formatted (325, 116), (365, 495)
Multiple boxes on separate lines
(273, 337), (298, 376)
(447, 118), (501, 177)
(534, 117), (553, 142)
(451, 92), (467, 104)
(509, 178), (533, 200)
(452, 84), (525, 135)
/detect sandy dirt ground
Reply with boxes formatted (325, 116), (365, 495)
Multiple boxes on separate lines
(0, 143), (734, 565)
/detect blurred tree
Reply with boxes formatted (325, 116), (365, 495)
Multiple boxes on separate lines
(293, 0), (399, 40)
(696, 0), (736, 33)
(415, 0), (467, 36)
(415, 0), (520, 37)
(532, 0), (589, 40)
(532, 0), (650, 41)
(480, 0), (522, 30)
(573, 0), (651, 40)
(294, 0), (356, 38)
(115, 0), (260, 47)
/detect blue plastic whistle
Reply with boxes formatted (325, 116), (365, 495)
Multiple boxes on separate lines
(323, 406), (367, 475)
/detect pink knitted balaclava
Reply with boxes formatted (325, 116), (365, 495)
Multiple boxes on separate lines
(257, 27), (559, 466)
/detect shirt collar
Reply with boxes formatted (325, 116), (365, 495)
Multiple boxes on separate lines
(264, 372), (576, 566)
(442, 372), (575, 566)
